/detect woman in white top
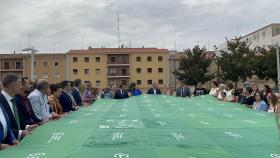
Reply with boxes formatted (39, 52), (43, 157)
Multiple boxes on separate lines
(225, 82), (234, 102)
(209, 81), (219, 97)
(267, 93), (279, 113)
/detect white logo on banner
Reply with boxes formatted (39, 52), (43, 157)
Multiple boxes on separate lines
(47, 132), (64, 143)
(158, 121), (167, 126)
(150, 108), (156, 112)
(224, 132), (242, 139)
(69, 120), (79, 124)
(106, 120), (115, 123)
(118, 119), (128, 128)
(99, 125), (110, 128)
(84, 113), (94, 116)
(114, 153), (129, 158)
(242, 120), (256, 125)
(154, 114), (161, 118)
(120, 114), (126, 118)
(207, 108), (214, 111)
(223, 114), (234, 118)
(171, 133), (184, 140)
(26, 153), (46, 158)
(199, 121), (210, 125)
(271, 154), (280, 158)
(112, 132), (124, 140)
(254, 113), (266, 117)
(146, 104), (152, 107)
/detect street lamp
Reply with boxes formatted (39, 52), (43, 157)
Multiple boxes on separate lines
(274, 43), (280, 91)
(22, 47), (38, 81)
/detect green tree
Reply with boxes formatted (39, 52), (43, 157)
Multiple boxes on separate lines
(217, 37), (254, 85)
(253, 47), (277, 87)
(173, 45), (214, 86)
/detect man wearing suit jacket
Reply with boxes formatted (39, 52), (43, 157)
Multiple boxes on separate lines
(176, 81), (191, 97)
(0, 102), (19, 150)
(114, 85), (129, 99)
(147, 82), (162, 95)
(59, 81), (75, 112)
(72, 79), (83, 106)
(14, 78), (42, 127)
(0, 73), (31, 140)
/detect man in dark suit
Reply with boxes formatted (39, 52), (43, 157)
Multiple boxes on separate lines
(176, 81), (191, 97)
(114, 85), (129, 99)
(14, 78), (42, 128)
(59, 81), (75, 113)
(0, 73), (31, 140)
(147, 82), (162, 95)
(72, 79), (83, 106)
(0, 102), (19, 150)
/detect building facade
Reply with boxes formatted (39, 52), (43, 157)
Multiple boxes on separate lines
(0, 53), (67, 84)
(67, 48), (169, 89)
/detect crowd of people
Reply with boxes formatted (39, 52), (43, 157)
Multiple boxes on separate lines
(0, 73), (279, 150)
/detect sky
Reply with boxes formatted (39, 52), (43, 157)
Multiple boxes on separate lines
(0, 0), (279, 53)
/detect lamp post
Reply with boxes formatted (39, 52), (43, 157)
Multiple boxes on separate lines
(22, 47), (38, 81)
(275, 43), (280, 91)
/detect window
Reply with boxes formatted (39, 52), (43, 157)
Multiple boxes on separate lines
(136, 57), (141, 62)
(43, 73), (48, 79)
(15, 62), (22, 69)
(136, 80), (141, 84)
(96, 57), (101, 62)
(33, 73), (37, 79)
(136, 68), (141, 73)
(3, 62), (9, 69)
(262, 31), (266, 39)
(96, 81), (101, 87)
(122, 69), (127, 75)
(84, 69), (90, 75)
(111, 57), (116, 63)
(147, 68), (152, 73)
(276, 27), (280, 34)
(122, 80), (127, 85)
(54, 62), (59, 67)
(158, 56), (163, 62)
(147, 80), (152, 85)
(43, 61), (48, 67)
(109, 68), (116, 74)
(73, 69), (78, 75)
(158, 79), (163, 85)
(73, 57), (78, 62)
(55, 73), (61, 78)
(147, 56), (152, 62)
(158, 68), (163, 73)
(96, 69), (100, 75)
(84, 57), (89, 62)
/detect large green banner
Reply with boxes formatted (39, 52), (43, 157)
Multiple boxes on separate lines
(1, 95), (280, 158)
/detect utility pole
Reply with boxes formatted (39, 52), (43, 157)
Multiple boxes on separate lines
(117, 11), (121, 48)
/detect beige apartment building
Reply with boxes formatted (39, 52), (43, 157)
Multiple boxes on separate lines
(66, 48), (169, 89)
(0, 53), (66, 84)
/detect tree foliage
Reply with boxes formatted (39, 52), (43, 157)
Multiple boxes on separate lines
(173, 45), (214, 86)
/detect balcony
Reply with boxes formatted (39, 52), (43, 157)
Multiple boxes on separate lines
(107, 55), (130, 66)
